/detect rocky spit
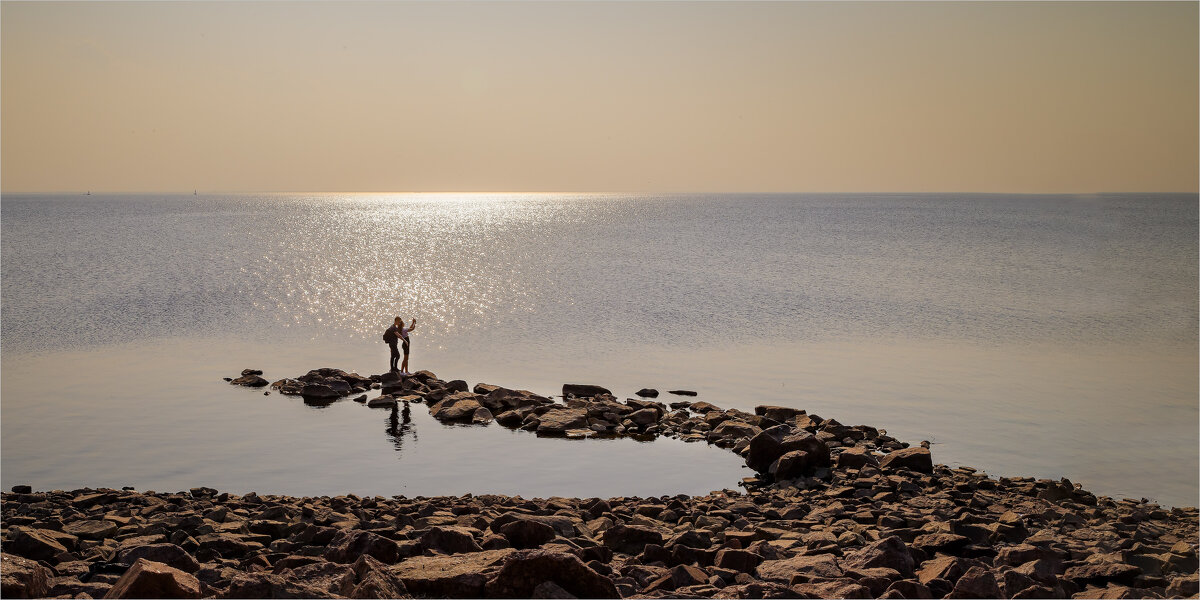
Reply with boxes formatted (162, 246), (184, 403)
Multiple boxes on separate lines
(2, 368), (1197, 599)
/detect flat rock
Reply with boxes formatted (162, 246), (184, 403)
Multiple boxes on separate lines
(536, 408), (589, 435)
(117, 544), (200, 573)
(756, 553), (843, 582)
(879, 447), (934, 473)
(562, 384), (611, 398)
(390, 548), (514, 598)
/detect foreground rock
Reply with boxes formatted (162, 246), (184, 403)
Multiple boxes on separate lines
(2, 473), (1194, 599)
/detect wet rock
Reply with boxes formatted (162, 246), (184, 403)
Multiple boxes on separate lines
(627, 408), (660, 427)
(367, 395), (397, 408)
(745, 426), (831, 476)
(431, 392), (485, 422)
(231, 374), (269, 387)
(104, 558), (202, 599)
(1, 553), (52, 599)
(879, 447), (934, 473)
(768, 449), (815, 480)
(667, 390), (698, 396)
(536, 408), (590, 435)
(562, 384), (611, 398)
(117, 544), (200, 573)
(754, 405), (804, 423)
(421, 526), (483, 554)
(301, 383), (340, 400)
(635, 389), (659, 398)
(484, 549), (620, 598)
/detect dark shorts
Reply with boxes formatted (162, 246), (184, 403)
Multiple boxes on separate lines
(402, 339), (410, 354)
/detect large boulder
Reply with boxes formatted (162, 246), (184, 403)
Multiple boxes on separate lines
(290, 561), (357, 597)
(835, 446), (881, 470)
(480, 388), (551, 414)
(1, 553), (52, 599)
(842, 536), (915, 577)
(601, 524), (663, 555)
(103, 558), (201, 599)
(745, 425), (830, 477)
(325, 530), (401, 564)
(6, 527), (70, 562)
(562, 384), (611, 398)
(63, 519), (119, 540)
(117, 544), (200, 573)
(421, 526), (483, 555)
(499, 518), (557, 550)
(535, 408), (589, 435)
(947, 565), (1002, 599)
(879, 447), (933, 473)
(430, 393), (484, 422)
(391, 549), (514, 598)
(714, 548), (763, 573)
(484, 549), (620, 598)
(754, 406), (805, 423)
(756, 553), (843, 582)
(301, 383), (341, 401)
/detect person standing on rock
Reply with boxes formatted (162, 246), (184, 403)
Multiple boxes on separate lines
(399, 317), (416, 375)
(383, 317), (404, 372)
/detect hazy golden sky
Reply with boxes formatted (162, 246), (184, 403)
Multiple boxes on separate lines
(2, 1), (1196, 193)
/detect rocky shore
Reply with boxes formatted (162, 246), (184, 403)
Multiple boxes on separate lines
(2, 368), (1196, 599)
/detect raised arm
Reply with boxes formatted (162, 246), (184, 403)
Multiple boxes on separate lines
(408, 318), (417, 331)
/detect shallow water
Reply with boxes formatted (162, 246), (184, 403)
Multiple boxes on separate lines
(2, 193), (1196, 505)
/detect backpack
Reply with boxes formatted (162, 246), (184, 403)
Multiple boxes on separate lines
(383, 327), (397, 343)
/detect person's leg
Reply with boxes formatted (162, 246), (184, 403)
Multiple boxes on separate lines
(389, 343), (400, 371)
(401, 341), (410, 374)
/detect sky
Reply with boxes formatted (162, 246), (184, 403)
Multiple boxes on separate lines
(1, 1), (1196, 194)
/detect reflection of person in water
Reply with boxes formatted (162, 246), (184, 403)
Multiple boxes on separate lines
(386, 400), (416, 452)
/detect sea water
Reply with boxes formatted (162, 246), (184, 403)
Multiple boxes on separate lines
(2, 193), (1196, 505)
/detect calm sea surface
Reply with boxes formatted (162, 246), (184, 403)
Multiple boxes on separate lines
(2, 193), (1197, 505)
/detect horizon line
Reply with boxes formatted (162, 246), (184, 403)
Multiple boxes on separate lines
(3, 190), (1198, 197)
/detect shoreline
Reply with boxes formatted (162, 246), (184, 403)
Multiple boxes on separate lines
(2, 367), (1197, 599)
